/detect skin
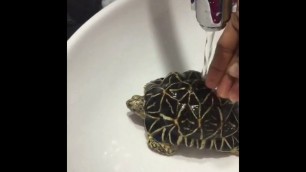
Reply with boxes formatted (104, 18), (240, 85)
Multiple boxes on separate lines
(205, 0), (239, 103)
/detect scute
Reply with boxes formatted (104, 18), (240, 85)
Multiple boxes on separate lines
(221, 101), (239, 137)
(200, 107), (222, 139)
(160, 95), (178, 119)
(165, 82), (190, 102)
(144, 88), (163, 115)
(177, 103), (198, 136)
(160, 72), (184, 87)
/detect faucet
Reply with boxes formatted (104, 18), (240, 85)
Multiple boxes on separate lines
(192, 0), (238, 31)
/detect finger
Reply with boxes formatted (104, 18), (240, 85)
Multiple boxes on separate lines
(216, 73), (235, 99)
(229, 80), (239, 102)
(227, 54), (239, 78)
(205, 15), (239, 89)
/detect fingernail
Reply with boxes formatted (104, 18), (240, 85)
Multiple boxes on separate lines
(229, 93), (239, 103)
(228, 62), (239, 78)
(217, 89), (227, 99)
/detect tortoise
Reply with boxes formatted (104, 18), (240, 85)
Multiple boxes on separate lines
(126, 70), (239, 156)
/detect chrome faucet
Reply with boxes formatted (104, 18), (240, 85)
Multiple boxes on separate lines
(192, 0), (238, 31)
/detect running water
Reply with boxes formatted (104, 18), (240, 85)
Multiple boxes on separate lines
(202, 31), (215, 79)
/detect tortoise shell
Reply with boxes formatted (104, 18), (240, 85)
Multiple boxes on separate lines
(143, 70), (239, 151)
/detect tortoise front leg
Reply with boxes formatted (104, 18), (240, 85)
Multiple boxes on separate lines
(146, 134), (177, 156)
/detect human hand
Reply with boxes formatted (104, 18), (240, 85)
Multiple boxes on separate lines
(205, 4), (239, 103)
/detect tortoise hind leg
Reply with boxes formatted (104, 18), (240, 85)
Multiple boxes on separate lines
(230, 147), (239, 156)
(147, 134), (177, 156)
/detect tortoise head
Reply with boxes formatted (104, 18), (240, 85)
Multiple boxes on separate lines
(126, 95), (146, 119)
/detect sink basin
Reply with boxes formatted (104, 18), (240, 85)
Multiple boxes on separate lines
(67, 0), (237, 171)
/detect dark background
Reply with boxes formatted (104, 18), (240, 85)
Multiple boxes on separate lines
(67, 0), (115, 39)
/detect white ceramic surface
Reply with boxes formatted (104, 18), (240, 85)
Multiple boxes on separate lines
(67, 0), (238, 171)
